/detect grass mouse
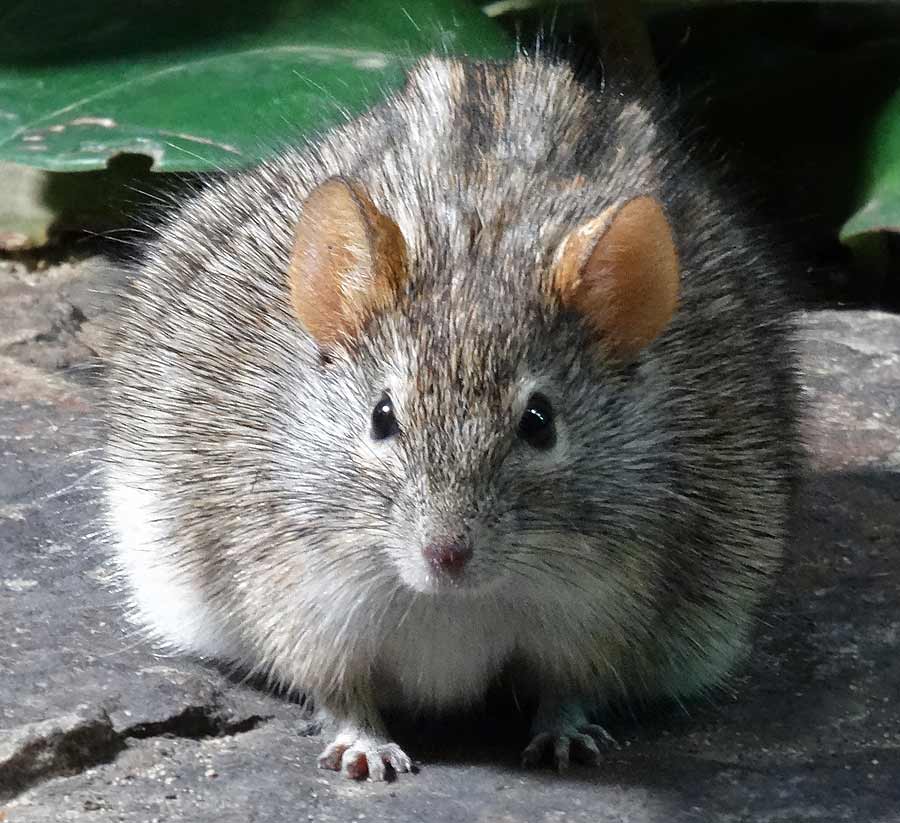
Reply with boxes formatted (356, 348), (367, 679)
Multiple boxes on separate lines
(104, 53), (798, 780)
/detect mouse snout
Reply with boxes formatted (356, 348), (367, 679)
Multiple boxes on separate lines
(422, 537), (473, 576)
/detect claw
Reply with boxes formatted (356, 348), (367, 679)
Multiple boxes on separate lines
(316, 739), (347, 771)
(341, 746), (374, 780)
(521, 721), (616, 771)
(570, 733), (602, 766)
(383, 742), (414, 773)
(582, 723), (620, 749)
(554, 736), (570, 772)
(317, 731), (414, 781)
(521, 731), (552, 767)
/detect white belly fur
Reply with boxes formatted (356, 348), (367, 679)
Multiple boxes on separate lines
(375, 594), (523, 711)
(106, 476), (238, 660)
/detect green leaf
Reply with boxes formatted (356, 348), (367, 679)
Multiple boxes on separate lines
(841, 85), (900, 242)
(0, 0), (512, 173)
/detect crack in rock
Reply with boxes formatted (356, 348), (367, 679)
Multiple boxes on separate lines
(124, 704), (269, 741)
(0, 712), (122, 804)
(0, 705), (270, 803)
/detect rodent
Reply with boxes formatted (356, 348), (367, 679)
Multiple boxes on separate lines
(104, 53), (798, 780)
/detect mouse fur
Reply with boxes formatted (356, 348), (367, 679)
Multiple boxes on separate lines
(104, 53), (798, 778)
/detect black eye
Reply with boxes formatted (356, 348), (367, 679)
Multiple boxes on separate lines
(518, 392), (556, 450)
(371, 393), (400, 440)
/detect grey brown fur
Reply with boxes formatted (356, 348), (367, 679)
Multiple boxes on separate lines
(104, 54), (798, 777)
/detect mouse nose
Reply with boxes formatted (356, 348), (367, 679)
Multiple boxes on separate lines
(422, 538), (473, 576)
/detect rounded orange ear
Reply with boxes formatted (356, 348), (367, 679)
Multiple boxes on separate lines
(288, 177), (408, 347)
(551, 196), (680, 360)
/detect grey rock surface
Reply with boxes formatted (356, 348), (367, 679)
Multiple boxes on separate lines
(1, 255), (899, 822)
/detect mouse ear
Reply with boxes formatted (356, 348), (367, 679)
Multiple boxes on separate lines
(551, 196), (680, 360)
(288, 176), (408, 347)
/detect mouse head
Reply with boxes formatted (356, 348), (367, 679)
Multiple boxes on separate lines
(287, 175), (679, 598)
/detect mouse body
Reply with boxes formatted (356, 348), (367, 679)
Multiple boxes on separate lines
(105, 54), (798, 779)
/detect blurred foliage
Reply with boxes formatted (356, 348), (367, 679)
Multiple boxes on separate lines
(0, 0), (898, 305)
(0, 0), (511, 172)
(843, 86), (900, 241)
(648, 4), (900, 304)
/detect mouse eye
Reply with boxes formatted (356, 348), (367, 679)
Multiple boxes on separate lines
(371, 393), (400, 440)
(517, 393), (556, 450)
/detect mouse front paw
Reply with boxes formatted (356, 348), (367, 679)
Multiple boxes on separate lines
(317, 729), (414, 781)
(521, 700), (618, 772)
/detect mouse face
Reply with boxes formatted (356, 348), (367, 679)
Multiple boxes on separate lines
(360, 306), (578, 595)
(276, 167), (682, 612)
(273, 271), (671, 619)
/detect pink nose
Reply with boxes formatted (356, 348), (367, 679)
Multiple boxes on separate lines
(422, 539), (473, 576)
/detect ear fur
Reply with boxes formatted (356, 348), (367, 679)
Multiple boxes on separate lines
(551, 196), (680, 360)
(288, 177), (408, 347)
